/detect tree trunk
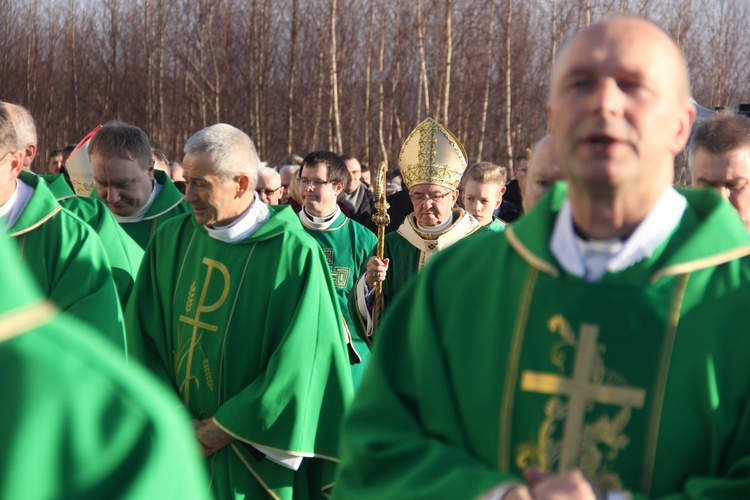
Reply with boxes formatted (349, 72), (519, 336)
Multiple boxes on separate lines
(330, 0), (343, 153)
(504, 0), (513, 171)
(442, 0), (453, 127)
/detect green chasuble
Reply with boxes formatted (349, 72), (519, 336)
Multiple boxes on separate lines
(9, 172), (126, 351)
(335, 184), (750, 499)
(126, 205), (354, 500)
(300, 209), (378, 389)
(0, 232), (210, 498)
(349, 206), (484, 340)
(92, 169), (190, 249)
(40, 173), (144, 306)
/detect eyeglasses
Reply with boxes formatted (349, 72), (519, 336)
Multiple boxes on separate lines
(257, 187), (281, 196)
(298, 178), (335, 188)
(0, 150), (16, 163)
(409, 190), (454, 203)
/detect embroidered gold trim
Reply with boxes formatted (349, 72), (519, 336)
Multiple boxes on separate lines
(8, 205), (62, 237)
(0, 300), (57, 343)
(650, 245), (750, 283)
(143, 196), (184, 220)
(640, 273), (689, 494)
(231, 442), (282, 500)
(214, 419), (340, 462)
(172, 228), (198, 306)
(499, 267), (538, 470)
(506, 227), (559, 278)
(217, 244), (257, 408)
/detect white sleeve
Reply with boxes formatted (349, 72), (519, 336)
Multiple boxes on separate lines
(354, 275), (375, 337)
(251, 444), (304, 471)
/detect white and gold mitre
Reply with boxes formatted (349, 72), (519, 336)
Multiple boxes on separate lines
(398, 118), (468, 190)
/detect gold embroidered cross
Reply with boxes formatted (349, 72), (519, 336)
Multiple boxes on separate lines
(177, 258), (230, 405)
(520, 323), (646, 471)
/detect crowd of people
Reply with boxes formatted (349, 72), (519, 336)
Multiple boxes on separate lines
(2, 15), (750, 500)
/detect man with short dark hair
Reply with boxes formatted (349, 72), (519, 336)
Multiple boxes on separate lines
(298, 150), (377, 388)
(89, 122), (190, 249)
(341, 155), (374, 223)
(127, 123), (353, 499)
(47, 149), (63, 175)
(689, 110), (750, 230)
(335, 17), (750, 499)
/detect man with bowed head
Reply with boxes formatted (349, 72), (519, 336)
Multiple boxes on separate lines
(126, 123), (353, 499)
(335, 17), (750, 499)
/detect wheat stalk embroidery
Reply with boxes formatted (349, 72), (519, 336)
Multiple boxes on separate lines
(185, 281), (196, 313)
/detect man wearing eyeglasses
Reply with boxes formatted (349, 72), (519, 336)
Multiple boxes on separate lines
(0, 105), (126, 351)
(297, 150), (377, 389)
(256, 165), (282, 205)
(350, 118), (484, 339)
(689, 111), (750, 231)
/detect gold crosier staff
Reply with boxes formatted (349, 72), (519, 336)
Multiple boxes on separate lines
(371, 161), (390, 336)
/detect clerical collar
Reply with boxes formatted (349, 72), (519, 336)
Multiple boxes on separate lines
(550, 188), (686, 282)
(0, 179), (33, 229)
(299, 205), (340, 231)
(416, 213), (453, 235)
(204, 196), (270, 243)
(114, 181), (162, 223)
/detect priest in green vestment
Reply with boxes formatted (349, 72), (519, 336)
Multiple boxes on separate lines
(3, 101), (144, 306)
(40, 172), (144, 305)
(0, 230), (210, 498)
(350, 118), (484, 339)
(88, 122), (190, 249)
(0, 108), (126, 352)
(335, 18), (750, 499)
(126, 124), (354, 500)
(297, 150), (378, 389)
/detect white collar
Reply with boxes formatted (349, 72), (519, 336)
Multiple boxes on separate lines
(114, 181), (162, 223)
(1, 179), (34, 229)
(550, 188), (687, 282)
(415, 213), (453, 234)
(204, 196), (270, 243)
(299, 205), (341, 231)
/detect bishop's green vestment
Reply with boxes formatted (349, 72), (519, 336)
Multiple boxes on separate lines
(0, 231), (210, 499)
(91, 169), (190, 249)
(300, 210), (378, 389)
(349, 207), (484, 340)
(9, 172), (126, 351)
(126, 205), (354, 500)
(335, 184), (750, 499)
(40, 173), (144, 306)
